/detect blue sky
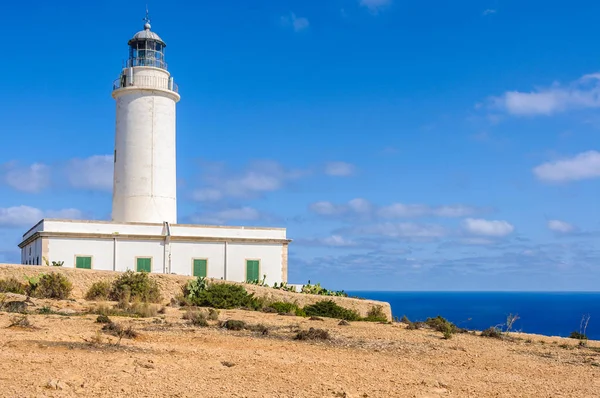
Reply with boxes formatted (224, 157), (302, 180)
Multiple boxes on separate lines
(1, 0), (599, 290)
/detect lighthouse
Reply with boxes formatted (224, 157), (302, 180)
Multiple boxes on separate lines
(111, 14), (180, 224)
(18, 13), (290, 285)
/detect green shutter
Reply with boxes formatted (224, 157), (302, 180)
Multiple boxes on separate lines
(137, 258), (152, 273)
(246, 260), (259, 282)
(193, 259), (207, 277)
(76, 256), (92, 269)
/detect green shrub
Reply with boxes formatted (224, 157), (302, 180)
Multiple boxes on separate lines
(481, 327), (503, 339)
(207, 308), (220, 321)
(85, 281), (112, 301)
(183, 310), (209, 327)
(0, 278), (27, 294)
(186, 283), (260, 309)
(246, 323), (269, 335)
(221, 320), (246, 331)
(268, 301), (299, 314)
(303, 300), (361, 321)
(30, 273), (72, 299)
(295, 327), (330, 341)
(109, 271), (161, 303)
(96, 314), (111, 324)
(425, 316), (460, 337)
(569, 331), (587, 340)
(295, 307), (307, 317)
(101, 322), (137, 339)
(363, 305), (388, 322)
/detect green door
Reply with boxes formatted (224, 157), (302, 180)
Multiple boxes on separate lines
(136, 258), (152, 273)
(246, 260), (259, 282)
(75, 256), (92, 269)
(193, 259), (207, 278)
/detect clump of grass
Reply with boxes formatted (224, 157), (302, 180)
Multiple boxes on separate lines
(4, 300), (28, 314)
(481, 327), (503, 339)
(89, 300), (159, 319)
(338, 320), (350, 326)
(207, 308), (220, 321)
(96, 314), (111, 324)
(400, 315), (411, 324)
(569, 331), (588, 340)
(267, 302), (299, 315)
(85, 281), (112, 301)
(363, 305), (388, 322)
(101, 322), (138, 339)
(0, 278), (27, 295)
(295, 327), (330, 341)
(183, 310), (209, 327)
(109, 271), (161, 303)
(29, 273), (72, 299)
(406, 321), (425, 330)
(221, 320), (246, 331)
(309, 316), (324, 321)
(246, 323), (270, 335)
(303, 300), (361, 321)
(9, 315), (32, 328)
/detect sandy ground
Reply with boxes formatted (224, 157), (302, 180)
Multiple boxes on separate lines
(1, 296), (599, 398)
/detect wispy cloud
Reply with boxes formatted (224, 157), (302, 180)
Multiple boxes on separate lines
(324, 161), (356, 177)
(482, 9), (497, 16)
(67, 155), (113, 191)
(309, 198), (485, 220)
(462, 218), (514, 237)
(2, 162), (50, 193)
(533, 151), (600, 182)
(359, 0), (392, 13)
(0, 206), (83, 228)
(280, 13), (310, 32)
(295, 234), (358, 248)
(547, 220), (576, 234)
(489, 73), (600, 116)
(189, 206), (263, 225)
(192, 160), (309, 202)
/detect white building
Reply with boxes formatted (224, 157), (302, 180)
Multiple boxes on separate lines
(18, 16), (290, 285)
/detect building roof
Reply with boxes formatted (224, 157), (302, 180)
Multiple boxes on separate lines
(129, 22), (165, 44)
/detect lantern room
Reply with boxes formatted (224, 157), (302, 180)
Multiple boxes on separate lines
(127, 19), (167, 70)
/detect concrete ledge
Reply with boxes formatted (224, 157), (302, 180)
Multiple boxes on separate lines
(0, 264), (392, 320)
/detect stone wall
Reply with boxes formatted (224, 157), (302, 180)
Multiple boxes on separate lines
(0, 264), (392, 320)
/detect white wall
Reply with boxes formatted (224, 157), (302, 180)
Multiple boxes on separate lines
(39, 220), (286, 240)
(25, 235), (285, 284)
(170, 242), (225, 278)
(21, 239), (42, 265)
(226, 243), (283, 286)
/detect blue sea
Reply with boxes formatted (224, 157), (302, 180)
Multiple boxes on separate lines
(348, 292), (600, 340)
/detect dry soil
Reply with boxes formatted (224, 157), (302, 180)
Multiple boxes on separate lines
(0, 294), (599, 398)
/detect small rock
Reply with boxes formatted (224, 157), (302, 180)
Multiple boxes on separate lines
(46, 379), (66, 390)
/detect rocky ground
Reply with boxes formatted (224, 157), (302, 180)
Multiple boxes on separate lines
(0, 294), (599, 398)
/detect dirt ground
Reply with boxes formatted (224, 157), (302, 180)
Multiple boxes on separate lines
(0, 295), (599, 398)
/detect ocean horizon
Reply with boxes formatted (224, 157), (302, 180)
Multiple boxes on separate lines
(348, 291), (600, 340)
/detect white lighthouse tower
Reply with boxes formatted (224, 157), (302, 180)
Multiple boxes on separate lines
(18, 13), (290, 285)
(111, 13), (180, 224)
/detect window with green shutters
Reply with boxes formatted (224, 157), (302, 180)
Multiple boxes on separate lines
(246, 260), (260, 282)
(75, 256), (92, 269)
(136, 257), (152, 273)
(193, 259), (207, 278)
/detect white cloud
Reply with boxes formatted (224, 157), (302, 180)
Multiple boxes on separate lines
(351, 222), (447, 239)
(281, 13), (309, 32)
(2, 162), (50, 193)
(482, 9), (497, 16)
(297, 235), (358, 248)
(491, 73), (600, 116)
(0, 206), (83, 228)
(310, 198), (483, 219)
(462, 218), (514, 237)
(547, 220), (575, 234)
(324, 161), (356, 177)
(360, 0), (392, 13)
(192, 160), (308, 202)
(67, 155), (113, 191)
(191, 207), (261, 225)
(533, 151), (600, 182)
